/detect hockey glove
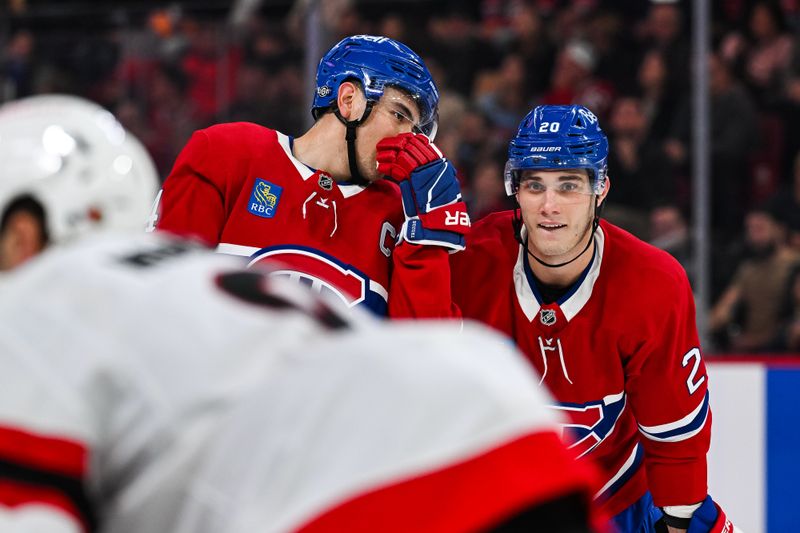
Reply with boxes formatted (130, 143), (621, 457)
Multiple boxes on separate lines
(376, 133), (470, 251)
(688, 496), (737, 533)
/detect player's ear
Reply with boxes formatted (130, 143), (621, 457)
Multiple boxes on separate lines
(336, 81), (366, 121)
(0, 209), (46, 270)
(596, 176), (611, 208)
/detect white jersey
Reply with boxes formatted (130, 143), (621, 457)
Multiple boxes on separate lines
(0, 233), (597, 533)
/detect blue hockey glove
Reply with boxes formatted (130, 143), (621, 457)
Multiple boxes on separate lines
(376, 133), (470, 251)
(663, 496), (738, 533)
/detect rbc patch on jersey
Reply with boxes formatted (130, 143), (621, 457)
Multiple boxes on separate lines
(248, 179), (282, 219)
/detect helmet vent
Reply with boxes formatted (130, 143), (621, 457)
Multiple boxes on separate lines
(569, 140), (599, 155)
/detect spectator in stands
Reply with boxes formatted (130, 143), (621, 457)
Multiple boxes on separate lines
(421, 8), (489, 100)
(637, 1), (690, 99)
(766, 150), (800, 251)
(1, 30), (35, 99)
(722, 1), (793, 108)
(495, 3), (555, 97)
(145, 65), (199, 176)
(179, 13), (241, 123)
(710, 208), (800, 352)
(585, 9), (636, 94)
(778, 268), (800, 352)
(605, 95), (677, 237)
(454, 107), (497, 179)
(541, 40), (615, 120)
(665, 52), (757, 240)
(475, 53), (529, 135)
(769, 265), (800, 352)
(781, 43), (800, 172)
(649, 204), (694, 285)
(638, 49), (685, 143)
(465, 156), (514, 221)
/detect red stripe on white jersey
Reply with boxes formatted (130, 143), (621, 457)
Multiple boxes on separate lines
(0, 425), (86, 478)
(295, 431), (602, 533)
(0, 479), (86, 532)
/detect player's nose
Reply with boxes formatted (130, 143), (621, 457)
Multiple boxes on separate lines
(538, 188), (561, 213)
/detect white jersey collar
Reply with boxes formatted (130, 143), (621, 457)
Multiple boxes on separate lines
(513, 225), (605, 323)
(276, 132), (367, 199)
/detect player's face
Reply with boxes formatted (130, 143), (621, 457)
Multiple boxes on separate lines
(517, 169), (607, 261)
(0, 207), (47, 271)
(357, 87), (421, 182)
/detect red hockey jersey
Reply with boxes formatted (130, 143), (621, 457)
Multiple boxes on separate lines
(154, 122), (455, 318)
(450, 212), (712, 519)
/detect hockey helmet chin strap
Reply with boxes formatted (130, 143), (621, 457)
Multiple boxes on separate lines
(334, 102), (375, 187)
(512, 196), (601, 269)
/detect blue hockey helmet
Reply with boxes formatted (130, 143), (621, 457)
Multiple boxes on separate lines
(504, 105), (608, 196)
(312, 35), (440, 139)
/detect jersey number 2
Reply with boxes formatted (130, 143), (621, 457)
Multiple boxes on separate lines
(682, 347), (706, 395)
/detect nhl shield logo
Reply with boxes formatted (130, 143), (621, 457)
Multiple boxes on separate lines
(540, 308), (557, 326)
(317, 86), (331, 97)
(318, 173), (333, 191)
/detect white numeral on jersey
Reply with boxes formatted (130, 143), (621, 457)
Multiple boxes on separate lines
(682, 347), (706, 395)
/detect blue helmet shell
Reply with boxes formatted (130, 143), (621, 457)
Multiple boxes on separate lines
(504, 105), (608, 196)
(312, 35), (439, 137)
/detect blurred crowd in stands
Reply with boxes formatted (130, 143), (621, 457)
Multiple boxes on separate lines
(2, 0), (800, 353)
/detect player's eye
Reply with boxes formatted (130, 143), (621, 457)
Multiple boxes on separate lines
(559, 182), (579, 192)
(522, 181), (546, 193)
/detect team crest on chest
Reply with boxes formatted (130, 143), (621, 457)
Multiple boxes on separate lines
(248, 178), (282, 219)
(318, 173), (333, 191)
(540, 308), (557, 326)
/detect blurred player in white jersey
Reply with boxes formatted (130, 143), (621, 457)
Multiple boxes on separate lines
(0, 94), (158, 270)
(0, 95), (603, 532)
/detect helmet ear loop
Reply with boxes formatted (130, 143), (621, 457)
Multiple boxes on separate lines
(334, 101), (376, 186)
(511, 192), (526, 248)
(592, 179), (606, 232)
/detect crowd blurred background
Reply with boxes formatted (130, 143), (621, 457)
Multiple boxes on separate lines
(2, 0), (800, 354)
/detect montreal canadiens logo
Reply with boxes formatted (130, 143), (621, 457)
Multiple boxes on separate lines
(550, 393), (626, 458)
(540, 308), (556, 326)
(317, 86), (331, 97)
(318, 173), (333, 191)
(247, 246), (388, 315)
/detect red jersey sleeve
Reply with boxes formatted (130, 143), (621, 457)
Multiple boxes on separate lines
(157, 124), (262, 245)
(623, 261), (711, 507)
(156, 129), (227, 245)
(388, 243), (461, 319)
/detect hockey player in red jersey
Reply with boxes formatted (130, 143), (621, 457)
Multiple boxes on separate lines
(0, 96), (602, 533)
(449, 105), (738, 533)
(152, 34), (469, 318)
